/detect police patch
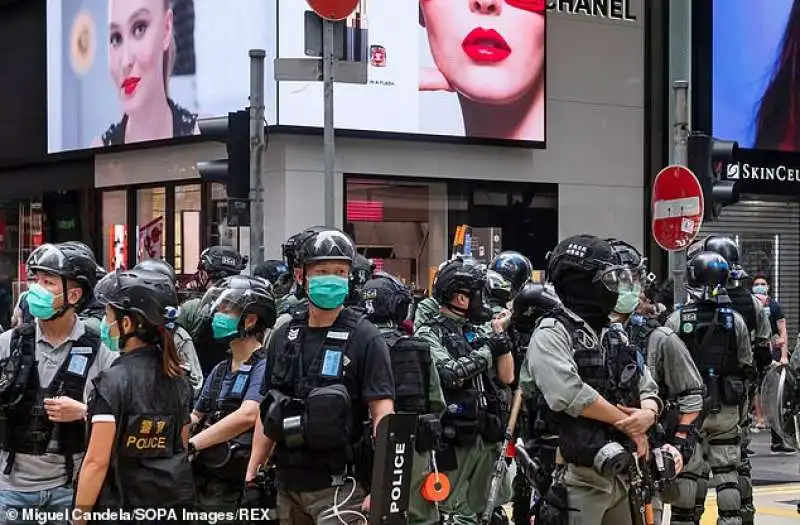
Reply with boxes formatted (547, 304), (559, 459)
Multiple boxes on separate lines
(682, 323), (694, 333)
(231, 373), (248, 395)
(66, 354), (89, 376)
(321, 348), (343, 378)
(288, 328), (300, 341)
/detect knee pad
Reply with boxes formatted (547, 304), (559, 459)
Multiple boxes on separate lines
(670, 506), (695, 524)
(715, 481), (741, 512)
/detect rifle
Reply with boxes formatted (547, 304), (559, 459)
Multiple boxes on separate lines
(481, 388), (524, 525)
(628, 450), (655, 525)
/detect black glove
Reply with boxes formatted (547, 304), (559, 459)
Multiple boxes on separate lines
(241, 480), (262, 508)
(488, 333), (513, 358)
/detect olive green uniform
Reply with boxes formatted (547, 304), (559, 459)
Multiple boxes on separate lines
(525, 316), (661, 525)
(665, 310), (753, 525)
(415, 313), (513, 525)
(414, 298), (440, 332)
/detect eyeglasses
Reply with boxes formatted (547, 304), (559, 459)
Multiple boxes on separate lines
(594, 266), (637, 294)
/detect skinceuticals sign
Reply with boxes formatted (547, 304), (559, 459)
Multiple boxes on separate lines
(547, 0), (637, 21)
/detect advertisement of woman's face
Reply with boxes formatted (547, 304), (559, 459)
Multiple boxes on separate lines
(420, 0), (545, 106)
(108, 0), (172, 117)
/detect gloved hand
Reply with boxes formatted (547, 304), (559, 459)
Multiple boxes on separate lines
(241, 480), (262, 508)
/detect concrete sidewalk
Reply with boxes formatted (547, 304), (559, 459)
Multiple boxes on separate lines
(662, 484), (800, 524)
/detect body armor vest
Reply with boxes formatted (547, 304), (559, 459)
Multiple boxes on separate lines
(197, 348), (266, 430)
(727, 286), (757, 334)
(428, 318), (480, 419)
(0, 323), (99, 478)
(545, 310), (639, 467)
(383, 331), (431, 414)
(677, 302), (740, 377)
(625, 314), (660, 361)
(266, 308), (363, 486)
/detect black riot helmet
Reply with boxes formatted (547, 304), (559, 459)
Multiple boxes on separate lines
(253, 259), (290, 285)
(486, 270), (513, 305)
(283, 226), (329, 269)
(296, 227), (356, 266)
(690, 235), (744, 280)
(95, 269), (179, 329)
(134, 259), (177, 283)
(433, 256), (491, 324)
(200, 275), (277, 339)
(347, 253), (375, 305)
(606, 239), (656, 289)
(686, 251), (730, 295)
(490, 251), (533, 295)
(546, 235), (629, 324)
(26, 242), (99, 314)
(511, 282), (561, 333)
(198, 246), (247, 281)
(359, 272), (412, 324)
(95, 265), (108, 280)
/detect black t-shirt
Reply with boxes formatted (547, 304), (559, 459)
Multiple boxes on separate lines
(263, 313), (395, 406)
(87, 346), (195, 508)
(765, 299), (785, 337)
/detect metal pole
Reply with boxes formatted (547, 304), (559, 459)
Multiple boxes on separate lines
(322, 19), (336, 227)
(671, 81), (690, 307)
(249, 49), (266, 266)
(669, 0), (692, 308)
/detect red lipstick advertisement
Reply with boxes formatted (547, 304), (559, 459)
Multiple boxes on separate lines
(506, 0), (546, 14)
(462, 28), (512, 64)
(122, 77), (140, 96)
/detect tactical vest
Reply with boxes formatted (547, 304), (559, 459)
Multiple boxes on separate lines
(197, 348), (267, 428)
(543, 310), (637, 467)
(266, 308), (364, 486)
(428, 318), (480, 419)
(727, 286), (757, 334)
(0, 323), (100, 479)
(625, 314), (661, 361)
(383, 330), (430, 414)
(677, 302), (740, 377)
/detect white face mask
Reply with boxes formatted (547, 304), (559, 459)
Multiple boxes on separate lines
(752, 284), (769, 295)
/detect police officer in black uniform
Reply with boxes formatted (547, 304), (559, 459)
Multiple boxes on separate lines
(189, 275), (276, 519)
(247, 227), (394, 524)
(358, 273), (444, 524)
(665, 251), (754, 525)
(74, 269), (195, 521)
(179, 246), (248, 377)
(0, 243), (116, 525)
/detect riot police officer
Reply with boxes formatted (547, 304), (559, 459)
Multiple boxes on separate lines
(0, 243), (117, 524)
(74, 269), (195, 519)
(689, 235), (767, 525)
(415, 256), (515, 523)
(61, 242), (106, 335)
(179, 246), (248, 376)
(254, 260), (290, 288)
(525, 235), (662, 525)
(347, 254), (375, 307)
(607, 239), (701, 523)
(485, 270), (514, 317)
(490, 250), (533, 298)
(665, 251), (754, 525)
(247, 227), (394, 524)
(514, 282), (563, 525)
(190, 275), (276, 518)
(134, 259), (204, 398)
(358, 273), (444, 524)
(275, 227), (329, 316)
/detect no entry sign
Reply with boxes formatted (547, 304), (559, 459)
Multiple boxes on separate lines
(652, 165), (704, 251)
(307, 0), (359, 20)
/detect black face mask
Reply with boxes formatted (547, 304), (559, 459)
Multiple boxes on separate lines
(555, 270), (618, 332)
(448, 289), (492, 324)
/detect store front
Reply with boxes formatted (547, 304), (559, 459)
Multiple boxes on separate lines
(95, 143), (232, 279)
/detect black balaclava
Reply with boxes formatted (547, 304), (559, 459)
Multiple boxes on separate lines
(555, 265), (617, 333)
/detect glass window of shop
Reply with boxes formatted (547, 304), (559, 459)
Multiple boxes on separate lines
(102, 190), (128, 270)
(175, 184), (202, 274)
(136, 187), (167, 264)
(344, 177), (558, 291)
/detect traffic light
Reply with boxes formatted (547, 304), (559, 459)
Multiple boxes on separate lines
(197, 110), (250, 200)
(687, 132), (740, 222)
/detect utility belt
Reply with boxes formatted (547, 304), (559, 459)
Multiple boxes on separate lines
(193, 440), (251, 483)
(558, 416), (631, 475)
(440, 400), (504, 447)
(703, 373), (746, 414)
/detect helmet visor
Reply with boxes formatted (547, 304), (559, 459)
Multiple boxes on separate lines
(595, 266), (637, 294)
(207, 288), (255, 317)
(26, 244), (68, 274)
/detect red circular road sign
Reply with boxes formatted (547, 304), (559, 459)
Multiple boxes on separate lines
(307, 0), (359, 20)
(652, 165), (705, 252)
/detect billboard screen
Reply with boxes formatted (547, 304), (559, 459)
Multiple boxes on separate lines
(46, 0), (546, 153)
(713, 0), (798, 151)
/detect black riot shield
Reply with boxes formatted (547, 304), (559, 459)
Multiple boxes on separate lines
(369, 413), (418, 525)
(761, 365), (800, 448)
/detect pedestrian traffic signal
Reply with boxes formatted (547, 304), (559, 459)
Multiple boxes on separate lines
(197, 110), (250, 200)
(688, 132), (740, 222)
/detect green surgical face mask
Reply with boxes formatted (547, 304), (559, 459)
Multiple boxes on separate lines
(614, 284), (642, 314)
(26, 284), (58, 320)
(212, 312), (240, 341)
(307, 275), (349, 310)
(100, 318), (120, 352)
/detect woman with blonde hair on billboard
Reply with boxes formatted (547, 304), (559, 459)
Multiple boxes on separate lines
(419, 0), (546, 141)
(92, 0), (198, 147)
